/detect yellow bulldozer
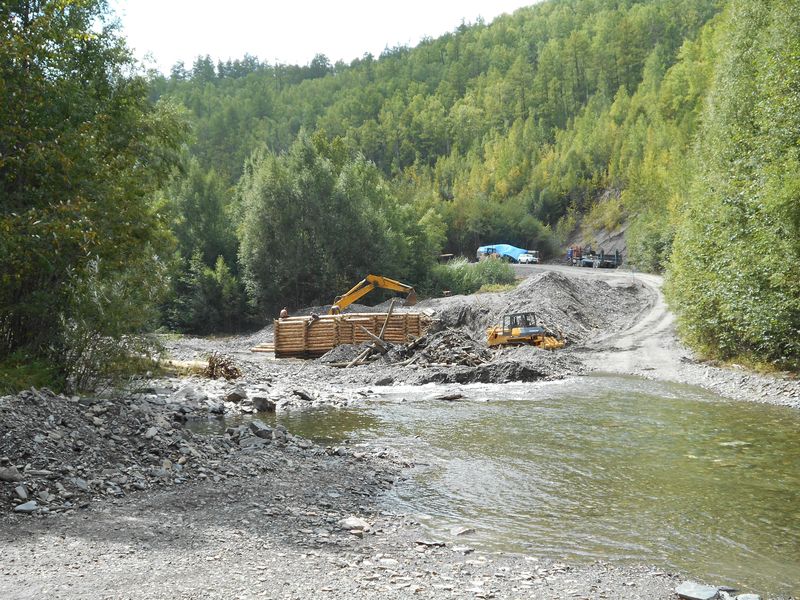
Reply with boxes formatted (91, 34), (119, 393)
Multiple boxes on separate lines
(329, 274), (417, 314)
(487, 312), (565, 350)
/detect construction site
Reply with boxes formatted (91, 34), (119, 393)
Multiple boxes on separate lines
(4, 265), (799, 600)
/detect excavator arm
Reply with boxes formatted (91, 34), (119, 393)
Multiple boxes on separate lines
(329, 274), (417, 314)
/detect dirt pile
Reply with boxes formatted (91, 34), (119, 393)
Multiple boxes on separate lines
(316, 329), (584, 386)
(418, 270), (645, 344)
(0, 387), (322, 515)
(408, 329), (493, 366)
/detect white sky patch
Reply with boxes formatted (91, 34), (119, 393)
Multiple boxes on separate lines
(110, 0), (536, 73)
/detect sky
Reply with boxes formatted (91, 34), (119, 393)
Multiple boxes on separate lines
(110, 0), (535, 74)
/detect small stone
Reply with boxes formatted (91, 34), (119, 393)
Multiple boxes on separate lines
(225, 387), (247, 403)
(675, 581), (719, 600)
(378, 558), (400, 568)
(435, 393), (464, 401)
(735, 595), (761, 600)
(162, 459), (173, 471)
(252, 397), (276, 412)
(450, 526), (476, 537)
(143, 427), (159, 439)
(452, 546), (475, 555)
(14, 501), (39, 514)
(0, 467), (24, 482)
(207, 402), (225, 415)
(338, 516), (370, 531)
(71, 477), (89, 492)
(14, 485), (28, 500)
(25, 469), (53, 477)
(239, 437), (269, 448)
(249, 420), (272, 438)
(293, 389), (314, 402)
(415, 539), (446, 547)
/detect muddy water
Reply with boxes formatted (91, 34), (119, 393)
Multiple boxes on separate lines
(225, 375), (800, 596)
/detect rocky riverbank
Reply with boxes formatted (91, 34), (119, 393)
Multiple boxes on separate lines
(0, 386), (676, 599)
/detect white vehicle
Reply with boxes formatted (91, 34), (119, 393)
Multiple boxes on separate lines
(518, 251), (540, 264)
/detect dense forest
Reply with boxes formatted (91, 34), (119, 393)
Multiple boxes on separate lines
(1, 0), (798, 392)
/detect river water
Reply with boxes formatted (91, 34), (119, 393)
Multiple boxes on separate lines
(217, 375), (800, 596)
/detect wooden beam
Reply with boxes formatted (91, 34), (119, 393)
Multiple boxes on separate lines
(357, 325), (390, 352)
(378, 299), (396, 340)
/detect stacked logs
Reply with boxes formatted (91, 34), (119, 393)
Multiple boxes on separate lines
(271, 302), (424, 358)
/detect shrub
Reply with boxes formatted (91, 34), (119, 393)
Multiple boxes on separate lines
(426, 257), (516, 296)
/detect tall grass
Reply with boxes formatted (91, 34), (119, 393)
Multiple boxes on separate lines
(426, 257), (516, 296)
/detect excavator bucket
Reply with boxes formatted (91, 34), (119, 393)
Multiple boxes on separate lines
(404, 289), (418, 306)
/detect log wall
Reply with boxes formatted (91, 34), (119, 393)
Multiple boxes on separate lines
(273, 313), (424, 358)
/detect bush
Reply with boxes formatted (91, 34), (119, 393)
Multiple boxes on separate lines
(426, 257), (516, 296)
(0, 353), (62, 395)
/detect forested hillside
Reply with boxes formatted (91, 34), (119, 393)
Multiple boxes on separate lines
(2, 0), (798, 393)
(150, 0), (720, 326)
(150, 0), (797, 369)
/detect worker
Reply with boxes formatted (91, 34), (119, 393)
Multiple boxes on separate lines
(279, 307), (289, 319)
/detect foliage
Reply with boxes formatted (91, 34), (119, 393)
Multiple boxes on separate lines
(0, 0), (187, 390)
(426, 257), (516, 296)
(0, 353), (62, 395)
(237, 133), (441, 316)
(666, 0), (800, 370)
(165, 253), (250, 334)
(150, 0), (719, 265)
(476, 283), (519, 294)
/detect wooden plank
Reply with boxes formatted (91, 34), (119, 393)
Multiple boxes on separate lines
(275, 311), (427, 358)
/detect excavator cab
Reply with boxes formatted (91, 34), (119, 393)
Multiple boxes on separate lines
(329, 275), (417, 314)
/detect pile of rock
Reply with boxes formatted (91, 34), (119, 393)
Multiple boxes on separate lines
(0, 388), (317, 516)
(409, 329), (493, 367)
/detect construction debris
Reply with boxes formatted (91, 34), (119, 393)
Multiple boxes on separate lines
(319, 328), (491, 369)
(202, 353), (242, 380)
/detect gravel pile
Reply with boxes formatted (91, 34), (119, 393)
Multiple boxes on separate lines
(408, 329), (493, 366)
(0, 387), (330, 516)
(418, 270), (646, 344)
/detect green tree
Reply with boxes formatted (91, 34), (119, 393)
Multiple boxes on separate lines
(666, 0), (800, 369)
(0, 0), (187, 389)
(237, 133), (442, 316)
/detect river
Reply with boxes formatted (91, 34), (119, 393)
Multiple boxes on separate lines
(205, 374), (800, 596)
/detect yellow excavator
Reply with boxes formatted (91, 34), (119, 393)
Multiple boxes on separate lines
(487, 312), (565, 350)
(329, 275), (418, 314)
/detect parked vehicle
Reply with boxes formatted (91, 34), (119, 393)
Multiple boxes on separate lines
(518, 251), (540, 264)
(566, 246), (622, 268)
(476, 243), (528, 262)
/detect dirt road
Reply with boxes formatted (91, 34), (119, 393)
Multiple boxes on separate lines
(514, 264), (799, 408)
